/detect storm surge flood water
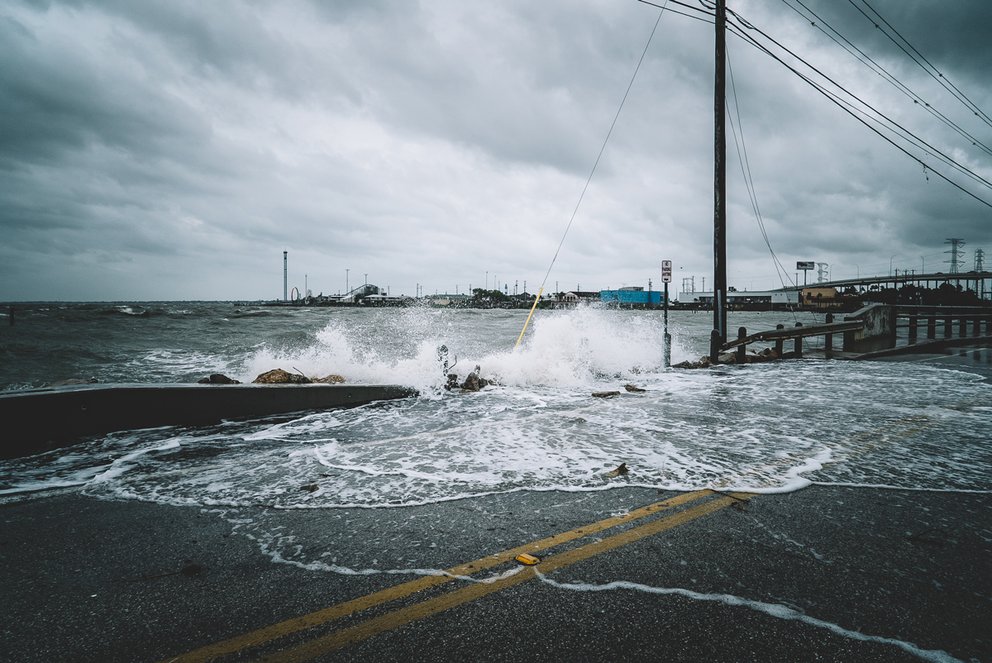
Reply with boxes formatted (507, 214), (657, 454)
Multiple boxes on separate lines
(2, 303), (991, 580)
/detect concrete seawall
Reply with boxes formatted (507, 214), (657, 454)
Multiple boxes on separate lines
(0, 383), (417, 459)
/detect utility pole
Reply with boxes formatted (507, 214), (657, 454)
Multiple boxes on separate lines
(711, 0), (728, 362)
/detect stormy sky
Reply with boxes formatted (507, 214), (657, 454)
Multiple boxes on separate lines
(2, 0), (990, 301)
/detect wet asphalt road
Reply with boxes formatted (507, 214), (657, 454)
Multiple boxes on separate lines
(2, 483), (989, 663)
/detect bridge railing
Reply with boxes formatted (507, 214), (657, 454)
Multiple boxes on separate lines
(719, 303), (992, 361)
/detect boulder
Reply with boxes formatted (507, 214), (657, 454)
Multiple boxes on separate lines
(673, 356), (712, 369)
(252, 368), (311, 384)
(314, 374), (346, 384)
(197, 373), (240, 384)
(591, 391), (621, 398)
(460, 366), (489, 392)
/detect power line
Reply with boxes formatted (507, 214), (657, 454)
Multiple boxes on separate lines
(849, 0), (992, 129)
(721, 7), (992, 210)
(779, 0), (992, 158)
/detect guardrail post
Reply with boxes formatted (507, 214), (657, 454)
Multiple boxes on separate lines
(736, 327), (747, 363)
(794, 322), (803, 358)
(927, 315), (936, 340)
(907, 313), (917, 345)
(824, 313), (834, 352)
(774, 324), (784, 357)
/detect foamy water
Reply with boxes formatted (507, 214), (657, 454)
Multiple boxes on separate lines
(2, 305), (990, 508)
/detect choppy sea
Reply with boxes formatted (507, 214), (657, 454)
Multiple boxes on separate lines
(2, 301), (990, 509)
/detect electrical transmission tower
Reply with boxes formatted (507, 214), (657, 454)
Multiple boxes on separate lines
(944, 238), (965, 274)
(975, 248), (985, 272)
(816, 262), (829, 283)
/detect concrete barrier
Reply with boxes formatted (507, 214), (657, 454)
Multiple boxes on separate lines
(0, 383), (417, 459)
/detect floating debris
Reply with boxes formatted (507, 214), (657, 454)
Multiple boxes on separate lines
(591, 391), (621, 399)
(623, 384), (646, 393)
(515, 553), (541, 566)
(605, 463), (629, 478)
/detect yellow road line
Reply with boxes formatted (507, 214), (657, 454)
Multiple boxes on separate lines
(263, 493), (752, 663)
(165, 490), (713, 663)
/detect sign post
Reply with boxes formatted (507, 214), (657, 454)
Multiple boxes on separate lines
(796, 261), (814, 287)
(662, 260), (672, 367)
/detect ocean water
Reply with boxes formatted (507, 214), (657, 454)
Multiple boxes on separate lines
(2, 302), (990, 508)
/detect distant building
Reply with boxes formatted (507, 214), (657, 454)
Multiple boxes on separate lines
(801, 287), (842, 309)
(685, 290), (799, 308)
(599, 287), (663, 306)
(561, 291), (601, 303)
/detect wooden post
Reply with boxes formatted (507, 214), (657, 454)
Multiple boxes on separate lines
(927, 315), (936, 340)
(824, 313), (834, 352)
(794, 322), (803, 358)
(908, 314), (918, 345)
(944, 315), (952, 338)
(736, 327), (747, 364)
(973, 316), (981, 337)
(774, 324), (784, 357)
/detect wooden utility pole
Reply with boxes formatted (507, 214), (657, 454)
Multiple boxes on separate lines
(711, 0), (728, 362)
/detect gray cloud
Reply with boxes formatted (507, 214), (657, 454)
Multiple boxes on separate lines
(0, 0), (989, 300)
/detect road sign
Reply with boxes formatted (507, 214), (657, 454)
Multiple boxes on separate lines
(797, 261), (814, 271)
(661, 260), (672, 283)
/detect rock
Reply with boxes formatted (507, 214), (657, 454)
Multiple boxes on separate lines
(445, 373), (460, 390)
(460, 366), (489, 392)
(623, 384), (646, 393)
(301, 483), (319, 493)
(591, 391), (621, 398)
(252, 368), (311, 384)
(717, 352), (737, 364)
(314, 374), (346, 384)
(197, 373), (240, 384)
(673, 356), (712, 369)
(605, 463), (629, 478)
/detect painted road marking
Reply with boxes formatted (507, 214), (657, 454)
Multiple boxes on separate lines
(165, 489), (714, 663)
(261, 493), (752, 662)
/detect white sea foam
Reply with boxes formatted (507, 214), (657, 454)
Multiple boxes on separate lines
(3, 308), (991, 508)
(535, 572), (963, 663)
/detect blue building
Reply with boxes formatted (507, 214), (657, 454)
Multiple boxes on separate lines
(599, 287), (664, 306)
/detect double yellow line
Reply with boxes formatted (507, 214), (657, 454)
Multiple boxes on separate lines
(166, 489), (750, 662)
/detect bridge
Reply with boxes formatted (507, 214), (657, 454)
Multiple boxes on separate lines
(782, 270), (992, 297)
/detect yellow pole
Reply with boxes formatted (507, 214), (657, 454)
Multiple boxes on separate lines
(513, 287), (544, 350)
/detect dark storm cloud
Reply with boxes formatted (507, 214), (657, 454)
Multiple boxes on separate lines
(0, 0), (989, 299)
